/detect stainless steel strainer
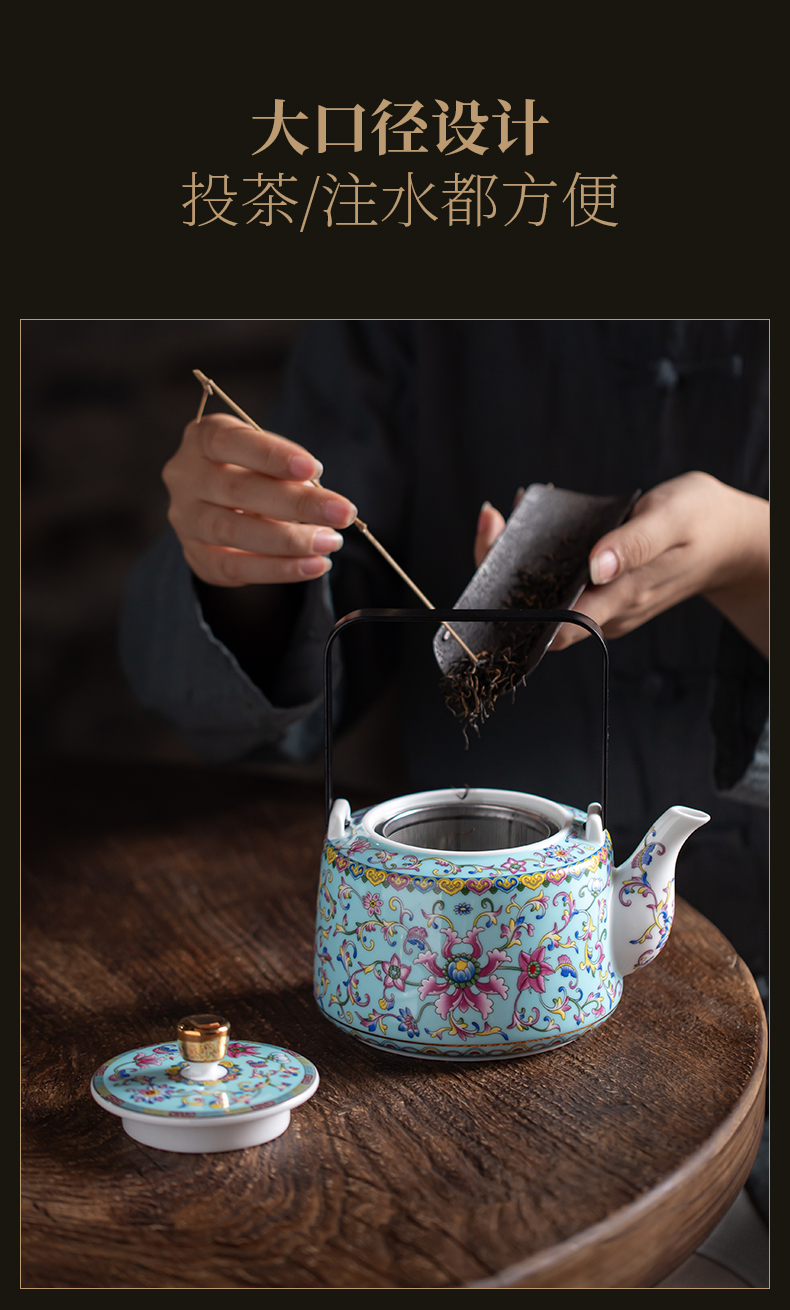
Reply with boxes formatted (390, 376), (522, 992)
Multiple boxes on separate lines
(374, 801), (558, 852)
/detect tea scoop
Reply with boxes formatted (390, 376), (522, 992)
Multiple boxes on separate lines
(90, 1014), (319, 1153)
(434, 484), (640, 734)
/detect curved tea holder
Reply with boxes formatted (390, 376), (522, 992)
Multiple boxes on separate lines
(91, 1014), (319, 1153)
(323, 608), (609, 828)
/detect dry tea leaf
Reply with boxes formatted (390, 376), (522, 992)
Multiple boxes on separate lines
(440, 548), (582, 744)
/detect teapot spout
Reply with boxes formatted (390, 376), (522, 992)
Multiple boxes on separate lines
(611, 806), (710, 978)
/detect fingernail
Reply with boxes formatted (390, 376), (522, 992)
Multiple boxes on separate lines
(323, 499), (356, 527)
(477, 500), (493, 531)
(513, 486), (525, 508)
(312, 529), (344, 554)
(590, 549), (619, 585)
(290, 454), (323, 481)
(300, 556), (332, 578)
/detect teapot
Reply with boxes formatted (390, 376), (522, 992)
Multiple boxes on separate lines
(314, 788), (708, 1060)
(312, 608), (709, 1060)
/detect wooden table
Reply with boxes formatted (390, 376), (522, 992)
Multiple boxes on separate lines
(21, 759), (767, 1289)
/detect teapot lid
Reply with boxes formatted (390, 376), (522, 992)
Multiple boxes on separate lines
(91, 1015), (319, 1153)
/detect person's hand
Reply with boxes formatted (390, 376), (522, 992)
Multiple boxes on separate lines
(473, 473), (769, 657)
(474, 500), (508, 568)
(162, 413), (358, 586)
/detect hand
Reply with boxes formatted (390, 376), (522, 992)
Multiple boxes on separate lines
(473, 474), (769, 657)
(162, 413), (358, 586)
(474, 500), (508, 569)
(553, 473), (769, 656)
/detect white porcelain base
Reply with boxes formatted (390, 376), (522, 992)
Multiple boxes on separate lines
(122, 1108), (291, 1153)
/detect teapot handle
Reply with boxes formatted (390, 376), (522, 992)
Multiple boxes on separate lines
(323, 608), (609, 829)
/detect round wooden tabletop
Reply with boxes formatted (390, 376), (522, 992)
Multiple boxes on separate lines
(21, 760), (767, 1289)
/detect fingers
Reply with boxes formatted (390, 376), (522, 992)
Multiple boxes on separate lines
(551, 544), (690, 650)
(588, 484), (688, 586)
(189, 413), (324, 483)
(561, 474), (768, 657)
(474, 501), (507, 568)
(166, 416), (357, 529)
(549, 583), (631, 651)
(197, 462), (357, 528)
(549, 586), (612, 650)
(163, 412), (358, 587)
(552, 479), (700, 648)
(182, 541), (336, 586)
(183, 503), (346, 559)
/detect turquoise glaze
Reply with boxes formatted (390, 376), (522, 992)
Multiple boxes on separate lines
(92, 1042), (317, 1118)
(314, 788), (709, 1061)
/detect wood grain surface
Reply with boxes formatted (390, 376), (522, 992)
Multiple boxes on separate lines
(21, 759), (767, 1289)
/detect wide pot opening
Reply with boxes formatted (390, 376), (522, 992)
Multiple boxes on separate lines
(374, 802), (559, 852)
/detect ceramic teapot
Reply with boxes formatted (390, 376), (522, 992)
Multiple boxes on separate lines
(314, 788), (708, 1060)
(313, 608), (709, 1061)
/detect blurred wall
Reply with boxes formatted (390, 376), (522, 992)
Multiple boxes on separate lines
(22, 321), (306, 762)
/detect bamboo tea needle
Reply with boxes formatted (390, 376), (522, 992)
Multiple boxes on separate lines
(192, 370), (479, 665)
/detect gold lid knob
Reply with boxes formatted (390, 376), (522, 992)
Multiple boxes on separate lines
(176, 1014), (230, 1063)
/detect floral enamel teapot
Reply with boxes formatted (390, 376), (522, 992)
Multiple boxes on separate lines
(314, 788), (708, 1060)
(313, 609), (709, 1061)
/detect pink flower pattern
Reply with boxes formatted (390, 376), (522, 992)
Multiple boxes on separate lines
(417, 926), (509, 1020)
(382, 953), (411, 992)
(517, 946), (554, 993)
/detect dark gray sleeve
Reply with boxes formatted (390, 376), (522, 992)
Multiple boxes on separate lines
(119, 324), (413, 763)
(119, 527), (336, 764)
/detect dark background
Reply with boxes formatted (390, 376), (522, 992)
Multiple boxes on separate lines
(13, 9), (778, 320)
(22, 321), (303, 760)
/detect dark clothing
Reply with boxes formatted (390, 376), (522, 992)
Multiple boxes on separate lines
(121, 321), (768, 973)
